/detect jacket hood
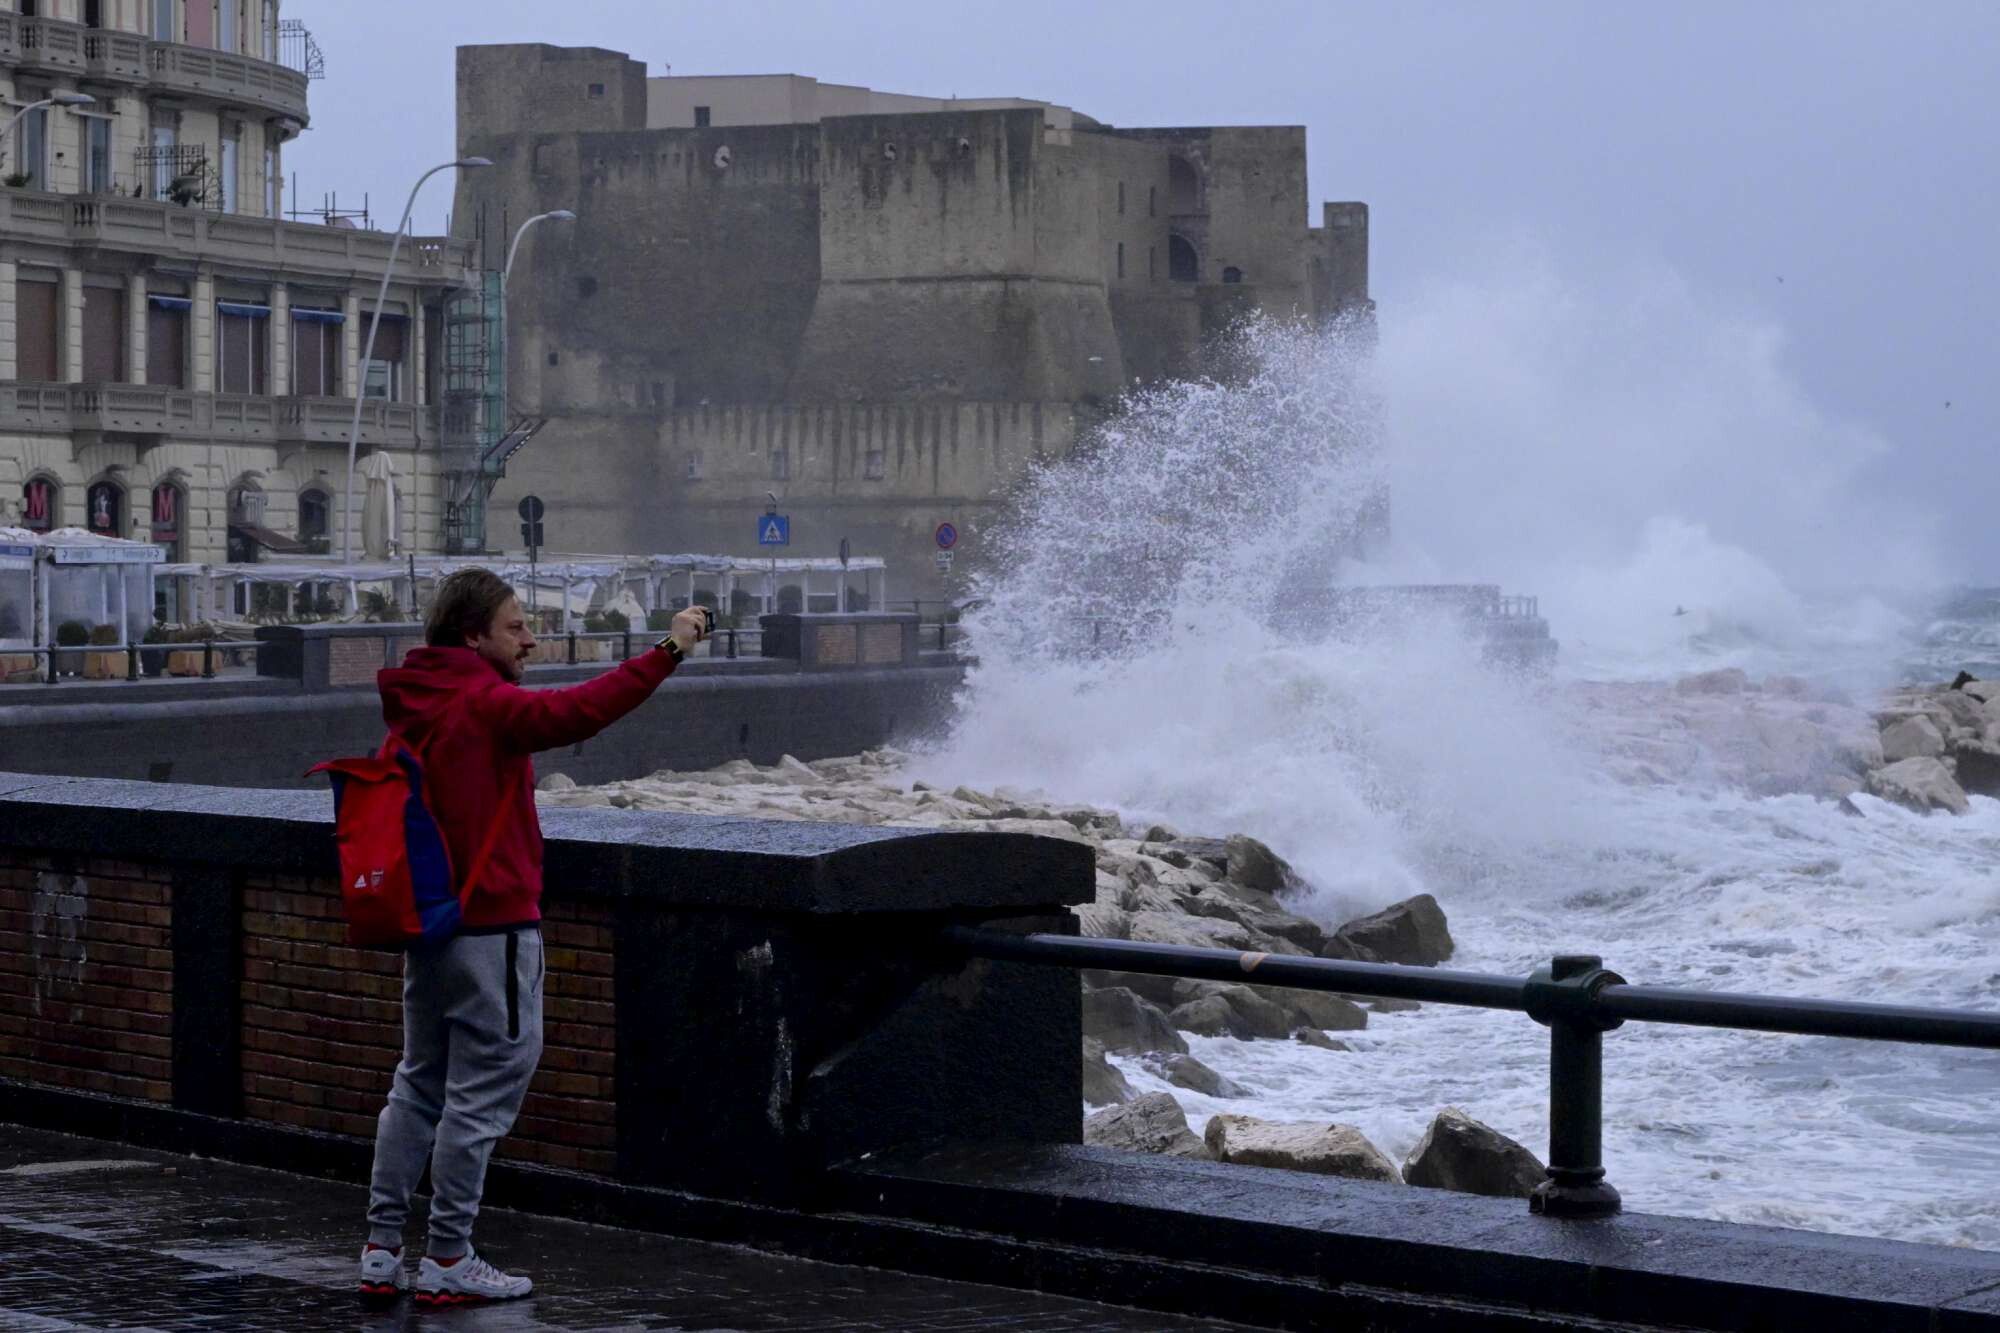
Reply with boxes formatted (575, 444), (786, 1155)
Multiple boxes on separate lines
(378, 646), (503, 744)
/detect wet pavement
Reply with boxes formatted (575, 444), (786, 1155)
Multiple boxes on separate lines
(0, 1127), (1255, 1332)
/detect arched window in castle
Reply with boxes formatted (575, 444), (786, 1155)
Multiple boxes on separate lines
(86, 478), (124, 537)
(150, 481), (186, 561)
(1168, 234), (1199, 283)
(21, 476), (59, 533)
(298, 487), (331, 548)
(1168, 156), (1199, 214)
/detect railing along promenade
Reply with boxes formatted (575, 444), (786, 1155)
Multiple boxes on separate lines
(944, 927), (2000, 1218)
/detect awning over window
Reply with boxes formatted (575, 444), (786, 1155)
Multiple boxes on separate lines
(228, 523), (308, 554)
(217, 302), (272, 319)
(147, 295), (193, 311)
(291, 307), (345, 324)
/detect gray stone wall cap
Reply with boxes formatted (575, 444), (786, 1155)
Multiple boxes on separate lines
(0, 771), (1090, 913)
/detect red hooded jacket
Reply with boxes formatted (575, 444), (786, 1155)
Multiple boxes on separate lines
(377, 645), (677, 930)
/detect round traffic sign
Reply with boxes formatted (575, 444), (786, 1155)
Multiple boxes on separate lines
(935, 522), (958, 551)
(518, 495), (545, 523)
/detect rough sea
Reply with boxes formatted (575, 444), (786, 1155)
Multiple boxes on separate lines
(925, 307), (2000, 1249)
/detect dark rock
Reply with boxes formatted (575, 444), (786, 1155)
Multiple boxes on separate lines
(1081, 968), (1182, 1009)
(1951, 670), (1977, 691)
(1331, 893), (1454, 966)
(1319, 934), (1384, 964)
(1203, 1115), (1401, 1181)
(1168, 995), (1242, 1039)
(1952, 738), (2000, 799)
(1167, 981), (1295, 1039)
(1279, 989), (1368, 1031)
(1166, 837), (1231, 877)
(1401, 1107), (1546, 1199)
(1836, 794), (1866, 818)
(1083, 1091), (1210, 1158)
(1082, 987), (1188, 1055)
(1155, 1053), (1249, 1098)
(1224, 834), (1294, 894)
(1081, 1037), (1133, 1108)
(1295, 1028), (1350, 1052)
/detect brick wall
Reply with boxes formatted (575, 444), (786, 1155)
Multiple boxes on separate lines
(0, 854), (174, 1103)
(240, 876), (617, 1174)
(327, 636), (389, 687)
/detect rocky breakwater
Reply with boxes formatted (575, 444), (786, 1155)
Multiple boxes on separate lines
(539, 750), (1542, 1201)
(1580, 667), (2000, 816)
(1865, 673), (2000, 815)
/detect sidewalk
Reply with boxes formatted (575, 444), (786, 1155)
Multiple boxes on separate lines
(0, 1127), (1255, 1332)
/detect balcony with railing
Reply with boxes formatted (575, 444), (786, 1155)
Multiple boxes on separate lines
(5, 190), (471, 287)
(2, 384), (431, 450)
(0, 13), (312, 125)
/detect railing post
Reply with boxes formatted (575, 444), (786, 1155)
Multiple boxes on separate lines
(621, 628), (632, 662)
(44, 647), (56, 685)
(201, 641), (215, 678)
(126, 644), (139, 681)
(566, 631), (577, 665)
(1525, 953), (1625, 1219)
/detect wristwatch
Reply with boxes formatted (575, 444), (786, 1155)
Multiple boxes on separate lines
(656, 635), (686, 663)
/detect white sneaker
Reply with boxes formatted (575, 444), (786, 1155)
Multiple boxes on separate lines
(415, 1250), (533, 1306)
(357, 1245), (408, 1305)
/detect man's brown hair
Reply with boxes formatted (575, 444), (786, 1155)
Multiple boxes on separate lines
(426, 568), (517, 648)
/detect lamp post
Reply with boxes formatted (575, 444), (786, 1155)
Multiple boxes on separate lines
(339, 155), (492, 565)
(3, 92), (95, 177)
(500, 210), (575, 415)
(503, 209), (576, 295)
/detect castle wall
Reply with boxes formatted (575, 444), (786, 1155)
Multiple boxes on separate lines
(488, 401), (1074, 602)
(788, 109), (1125, 405)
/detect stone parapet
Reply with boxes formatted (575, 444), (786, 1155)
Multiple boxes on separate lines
(0, 772), (1089, 1201)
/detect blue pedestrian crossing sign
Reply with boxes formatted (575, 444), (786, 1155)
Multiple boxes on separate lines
(758, 514), (791, 546)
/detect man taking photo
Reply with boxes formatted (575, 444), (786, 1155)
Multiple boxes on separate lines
(357, 569), (709, 1307)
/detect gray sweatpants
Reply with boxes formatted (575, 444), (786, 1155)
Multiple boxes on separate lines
(366, 928), (544, 1255)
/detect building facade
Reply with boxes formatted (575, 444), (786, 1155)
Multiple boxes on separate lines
(0, 0), (471, 572)
(456, 45), (1371, 599)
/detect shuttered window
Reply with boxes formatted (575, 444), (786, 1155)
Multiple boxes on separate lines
(16, 278), (59, 383)
(82, 285), (126, 383)
(215, 302), (269, 394)
(363, 313), (406, 400)
(291, 308), (342, 396)
(147, 296), (189, 388)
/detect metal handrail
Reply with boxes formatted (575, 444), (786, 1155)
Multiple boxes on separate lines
(941, 926), (2000, 1219)
(1, 639), (240, 683)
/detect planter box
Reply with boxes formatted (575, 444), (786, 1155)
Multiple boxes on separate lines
(82, 650), (126, 680)
(167, 650), (207, 676)
(0, 653), (38, 683)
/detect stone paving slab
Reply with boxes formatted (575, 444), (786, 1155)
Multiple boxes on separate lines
(0, 1127), (1257, 1332)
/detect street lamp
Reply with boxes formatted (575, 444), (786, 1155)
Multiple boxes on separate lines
(500, 210), (576, 417)
(502, 209), (576, 295)
(2, 92), (95, 162)
(339, 155), (493, 565)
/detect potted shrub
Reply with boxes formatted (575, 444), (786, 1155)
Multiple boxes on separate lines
(3, 172), (31, 189)
(84, 623), (123, 680)
(167, 621), (215, 676)
(53, 620), (90, 676)
(140, 623), (173, 677)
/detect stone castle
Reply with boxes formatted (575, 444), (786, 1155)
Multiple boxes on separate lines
(456, 44), (1371, 599)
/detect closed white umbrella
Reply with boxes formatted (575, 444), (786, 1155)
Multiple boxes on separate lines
(359, 452), (397, 561)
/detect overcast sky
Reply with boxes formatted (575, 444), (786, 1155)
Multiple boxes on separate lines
(290, 1), (1998, 583)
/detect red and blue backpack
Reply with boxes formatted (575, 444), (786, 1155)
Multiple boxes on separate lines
(309, 727), (509, 949)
